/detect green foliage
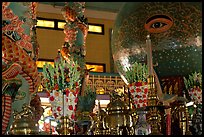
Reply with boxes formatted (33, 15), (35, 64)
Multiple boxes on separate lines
(77, 86), (97, 112)
(126, 62), (149, 83)
(42, 53), (81, 91)
(184, 72), (202, 89)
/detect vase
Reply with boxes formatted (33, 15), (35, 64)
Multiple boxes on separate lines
(134, 111), (151, 135)
(129, 82), (148, 109)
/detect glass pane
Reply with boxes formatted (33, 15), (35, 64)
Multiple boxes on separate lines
(36, 61), (54, 68)
(58, 22), (66, 29)
(37, 20), (54, 28)
(86, 64), (104, 72)
(88, 25), (102, 33)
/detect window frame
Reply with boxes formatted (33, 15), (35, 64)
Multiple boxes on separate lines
(36, 17), (104, 35)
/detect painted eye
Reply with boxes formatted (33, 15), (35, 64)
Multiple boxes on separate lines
(145, 15), (173, 33)
(151, 22), (167, 28)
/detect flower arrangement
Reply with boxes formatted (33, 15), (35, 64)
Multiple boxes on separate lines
(43, 51), (81, 91)
(126, 62), (149, 84)
(42, 50), (81, 121)
(184, 72), (202, 104)
(126, 62), (149, 109)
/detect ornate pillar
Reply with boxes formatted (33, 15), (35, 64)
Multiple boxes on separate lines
(2, 2), (41, 134)
(61, 2), (89, 95)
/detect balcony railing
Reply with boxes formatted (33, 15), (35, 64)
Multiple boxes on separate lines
(87, 72), (127, 94)
(38, 71), (127, 95)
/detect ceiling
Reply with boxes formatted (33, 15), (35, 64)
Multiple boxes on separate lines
(38, 2), (125, 20)
(40, 2), (125, 13)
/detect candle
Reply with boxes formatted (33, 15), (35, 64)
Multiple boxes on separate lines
(165, 108), (171, 135)
(146, 35), (153, 76)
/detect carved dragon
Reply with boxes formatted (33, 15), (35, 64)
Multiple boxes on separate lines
(2, 2), (40, 134)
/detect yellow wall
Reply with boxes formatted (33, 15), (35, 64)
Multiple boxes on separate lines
(36, 12), (115, 73)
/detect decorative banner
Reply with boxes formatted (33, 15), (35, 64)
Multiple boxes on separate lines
(129, 81), (148, 109)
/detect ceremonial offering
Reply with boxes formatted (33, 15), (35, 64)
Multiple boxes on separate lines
(42, 50), (81, 121)
(126, 62), (149, 109)
(184, 72), (202, 104)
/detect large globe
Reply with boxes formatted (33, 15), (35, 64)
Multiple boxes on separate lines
(111, 2), (202, 84)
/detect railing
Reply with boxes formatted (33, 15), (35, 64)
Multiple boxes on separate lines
(87, 72), (127, 94)
(38, 71), (127, 95)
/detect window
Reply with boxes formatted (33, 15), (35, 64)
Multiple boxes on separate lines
(36, 17), (104, 34)
(37, 59), (106, 73)
(86, 62), (106, 72)
(37, 20), (55, 28)
(36, 59), (54, 69)
(57, 21), (66, 29)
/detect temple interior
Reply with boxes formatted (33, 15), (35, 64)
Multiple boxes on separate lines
(2, 2), (202, 135)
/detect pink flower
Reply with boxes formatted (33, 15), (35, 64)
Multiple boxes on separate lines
(65, 89), (70, 96)
(71, 114), (75, 120)
(49, 96), (55, 101)
(136, 88), (141, 93)
(2, 2), (10, 9)
(22, 34), (31, 41)
(143, 99), (147, 103)
(4, 8), (12, 15)
(16, 20), (24, 27)
(46, 92), (50, 97)
(53, 113), (58, 118)
(5, 25), (14, 31)
(12, 16), (19, 21)
(5, 12), (14, 19)
(144, 88), (148, 94)
(68, 105), (73, 110)
(74, 98), (78, 103)
(74, 106), (77, 111)
(64, 37), (69, 42)
(2, 26), (7, 32)
(130, 89), (134, 93)
(25, 42), (32, 50)
(16, 40), (25, 47)
(135, 82), (142, 87)
(17, 27), (24, 34)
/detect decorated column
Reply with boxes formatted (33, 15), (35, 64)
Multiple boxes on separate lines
(61, 2), (89, 95)
(2, 2), (41, 135)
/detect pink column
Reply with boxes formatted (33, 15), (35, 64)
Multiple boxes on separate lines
(165, 108), (171, 135)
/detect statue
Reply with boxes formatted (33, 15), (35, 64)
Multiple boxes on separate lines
(2, 2), (40, 134)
